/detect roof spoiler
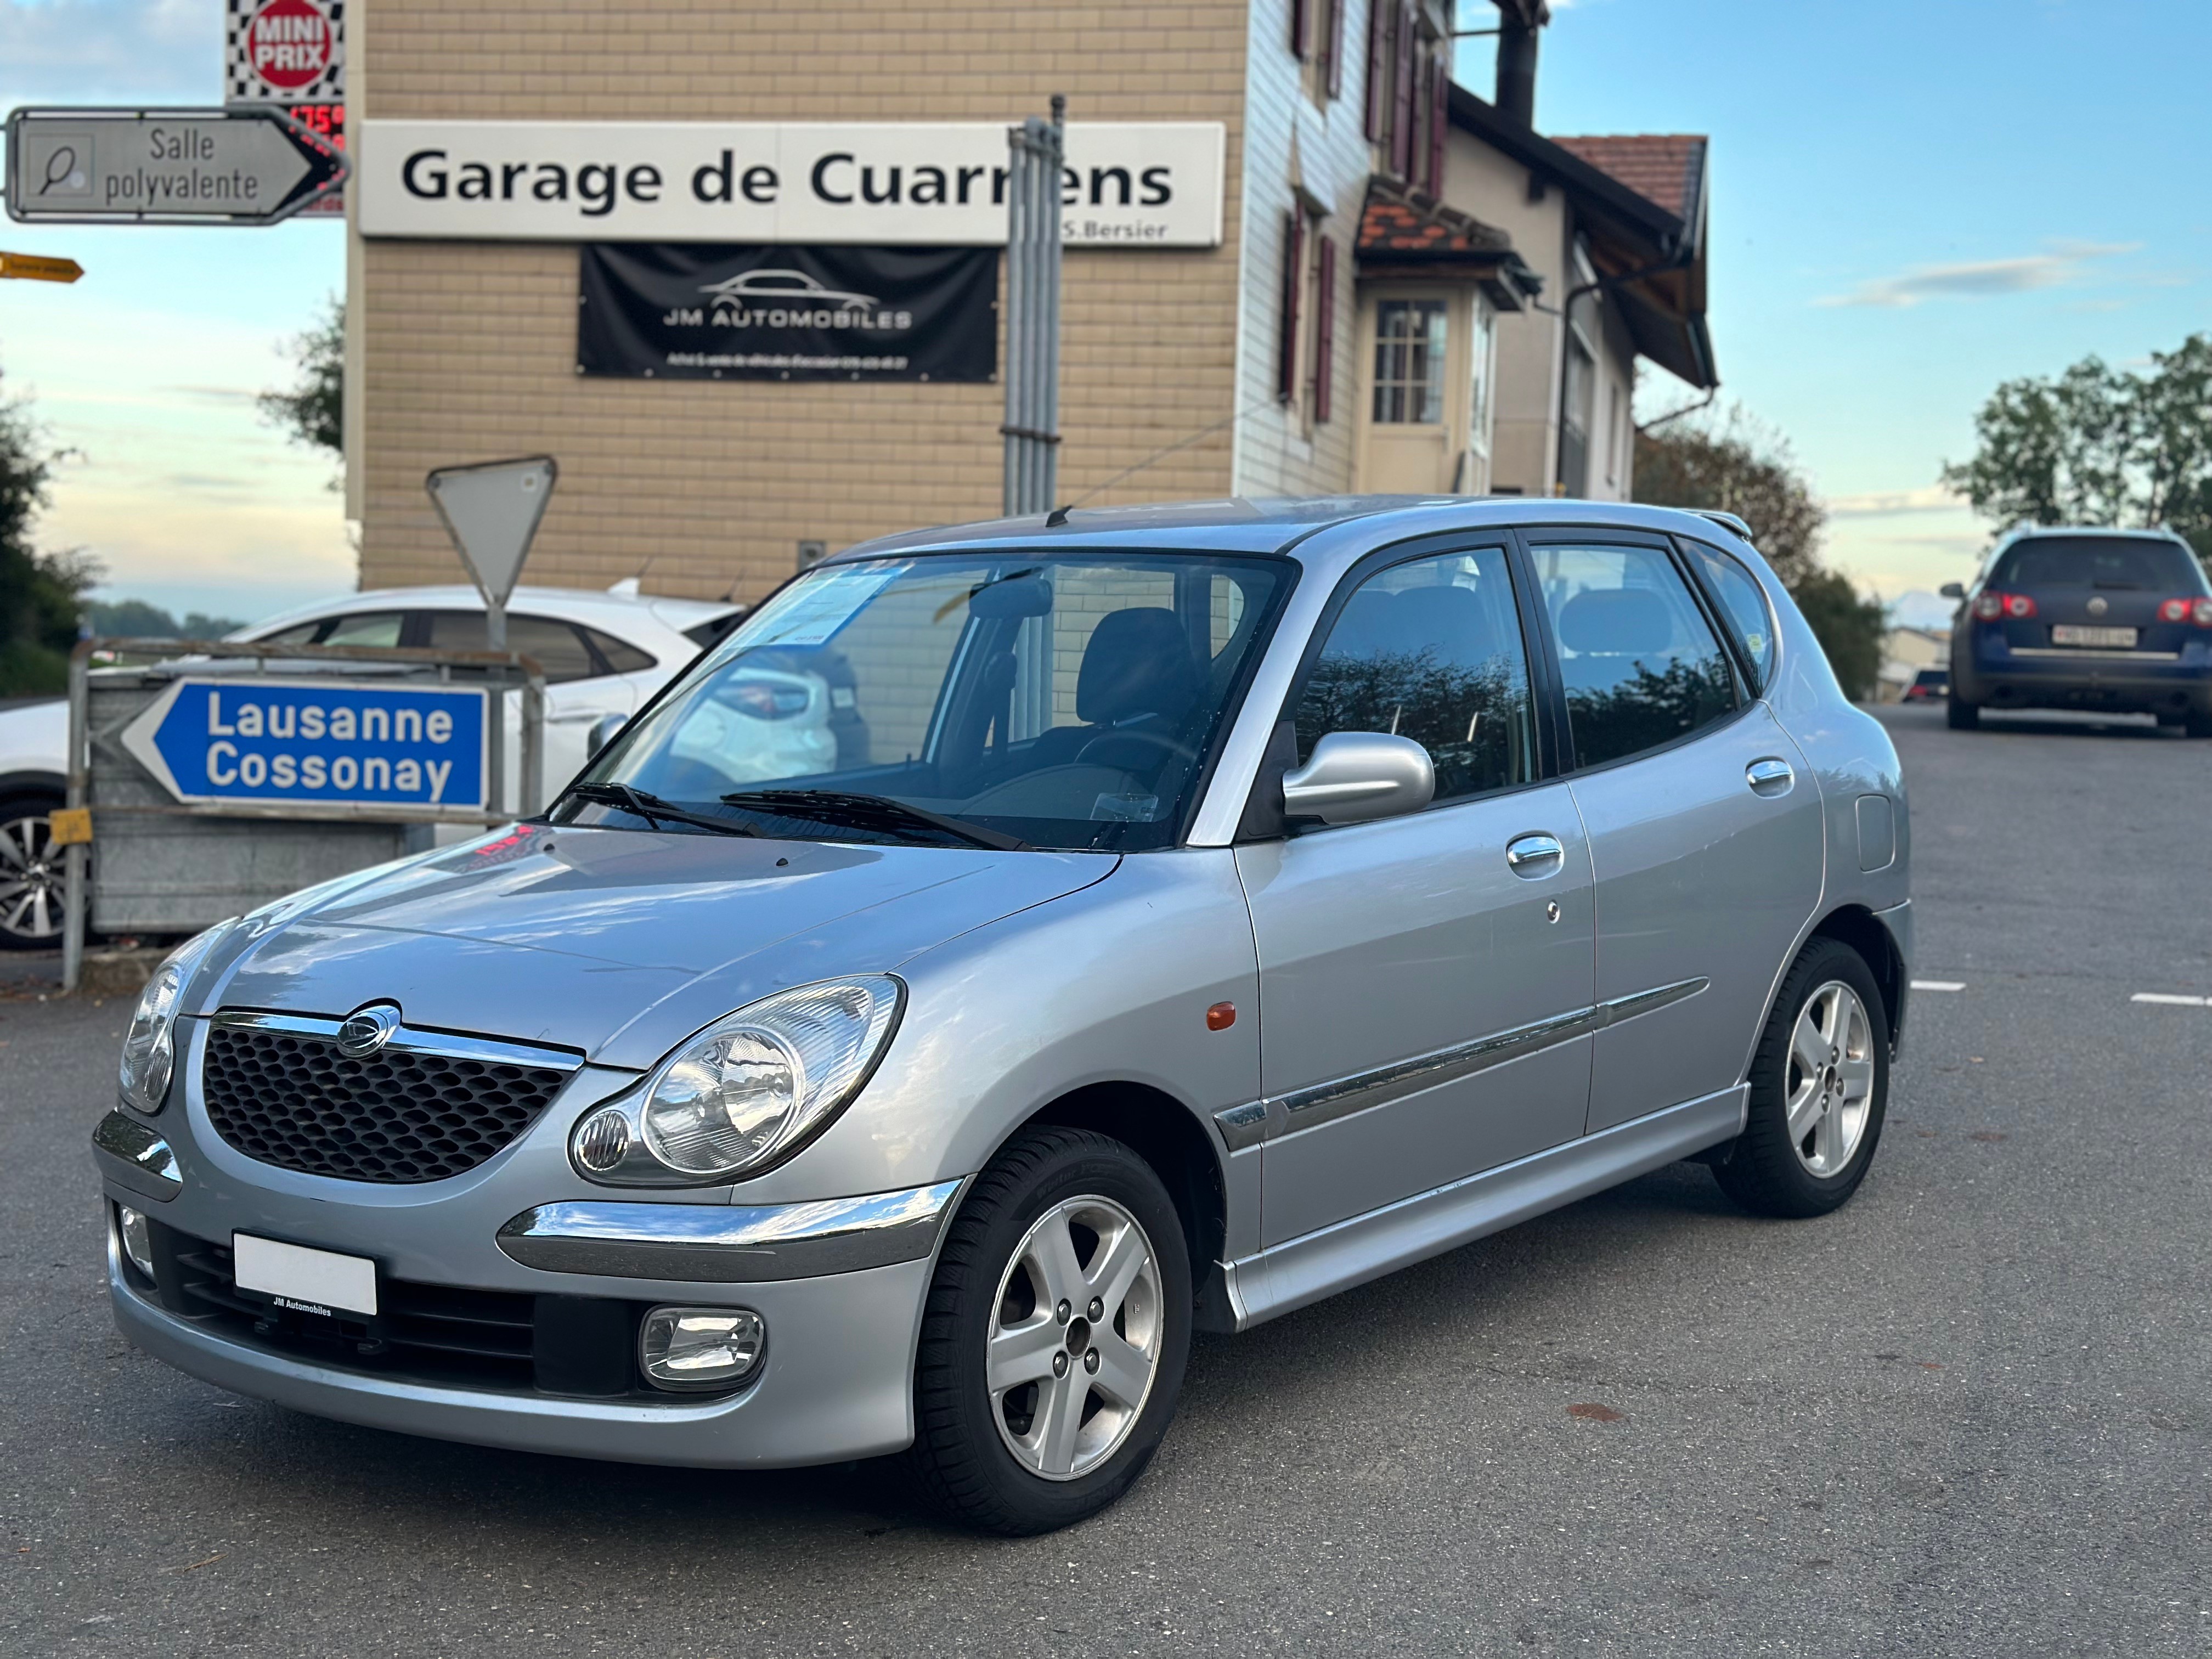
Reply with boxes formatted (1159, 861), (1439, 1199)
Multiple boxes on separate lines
(1687, 509), (1754, 542)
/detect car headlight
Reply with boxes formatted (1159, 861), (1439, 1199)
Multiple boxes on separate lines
(570, 975), (903, 1186)
(119, 921), (234, 1114)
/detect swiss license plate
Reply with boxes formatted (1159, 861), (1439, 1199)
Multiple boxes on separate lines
(232, 1233), (379, 1318)
(2050, 624), (2138, 648)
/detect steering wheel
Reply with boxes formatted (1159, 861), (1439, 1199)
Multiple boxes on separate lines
(1076, 729), (1201, 769)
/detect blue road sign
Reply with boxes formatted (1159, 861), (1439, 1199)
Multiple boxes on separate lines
(120, 678), (489, 810)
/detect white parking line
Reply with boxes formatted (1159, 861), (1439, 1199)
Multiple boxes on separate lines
(2130, 992), (2208, 1007)
(1911, 980), (1966, 992)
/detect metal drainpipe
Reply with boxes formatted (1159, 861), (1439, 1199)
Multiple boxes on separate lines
(1002, 96), (1066, 517)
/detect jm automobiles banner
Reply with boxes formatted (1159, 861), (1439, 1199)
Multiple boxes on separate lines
(578, 244), (998, 383)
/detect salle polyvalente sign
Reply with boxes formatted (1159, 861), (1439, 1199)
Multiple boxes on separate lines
(356, 121), (1224, 247)
(120, 679), (489, 811)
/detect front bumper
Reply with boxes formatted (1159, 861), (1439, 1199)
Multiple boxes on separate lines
(94, 1051), (966, 1468)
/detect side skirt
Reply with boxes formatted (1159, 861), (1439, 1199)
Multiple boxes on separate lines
(1222, 1084), (1747, 1331)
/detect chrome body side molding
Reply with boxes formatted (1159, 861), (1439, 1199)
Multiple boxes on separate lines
(1210, 977), (1710, 1152)
(496, 1178), (967, 1283)
(208, 1009), (588, 1073)
(92, 1109), (183, 1201)
(1223, 1084), (1746, 1329)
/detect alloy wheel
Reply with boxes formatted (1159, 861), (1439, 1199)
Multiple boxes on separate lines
(0, 809), (65, 946)
(1786, 979), (1875, 1177)
(986, 1194), (1163, 1482)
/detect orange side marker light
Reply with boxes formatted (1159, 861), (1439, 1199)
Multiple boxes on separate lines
(1205, 1002), (1237, 1031)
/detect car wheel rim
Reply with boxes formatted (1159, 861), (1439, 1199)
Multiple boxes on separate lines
(1785, 979), (1875, 1178)
(0, 811), (64, 944)
(986, 1194), (1163, 1483)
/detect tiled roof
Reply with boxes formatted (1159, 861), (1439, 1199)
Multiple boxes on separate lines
(1549, 134), (1706, 222)
(1356, 181), (1513, 259)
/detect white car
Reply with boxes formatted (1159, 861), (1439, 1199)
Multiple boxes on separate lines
(0, 583), (754, 950)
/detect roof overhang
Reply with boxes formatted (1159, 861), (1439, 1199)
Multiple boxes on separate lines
(1352, 177), (1543, 312)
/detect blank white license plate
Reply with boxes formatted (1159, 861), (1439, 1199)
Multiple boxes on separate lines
(2051, 624), (2138, 648)
(232, 1233), (378, 1317)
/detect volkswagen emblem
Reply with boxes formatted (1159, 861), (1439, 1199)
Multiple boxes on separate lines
(2086, 595), (2108, 617)
(336, 1003), (402, 1059)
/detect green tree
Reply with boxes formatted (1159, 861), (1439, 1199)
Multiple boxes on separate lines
(1942, 332), (2212, 563)
(85, 599), (245, 640)
(258, 292), (344, 469)
(1634, 407), (1886, 700)
(0, 371), (98, 696)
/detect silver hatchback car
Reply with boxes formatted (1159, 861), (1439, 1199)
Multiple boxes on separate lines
(96, 498), (1910, 1534)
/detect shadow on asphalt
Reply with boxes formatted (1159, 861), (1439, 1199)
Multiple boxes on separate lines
(173, 1159), (1751, 1544)
(1884, 703), (2184, 742)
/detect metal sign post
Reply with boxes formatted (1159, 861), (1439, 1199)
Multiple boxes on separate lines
(1002, 97), (1065, 517)
(3, 106), (348, 226)
(426, 455), (557, 653)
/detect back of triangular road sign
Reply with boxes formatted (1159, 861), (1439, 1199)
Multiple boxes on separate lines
(426, 455), (557, 610)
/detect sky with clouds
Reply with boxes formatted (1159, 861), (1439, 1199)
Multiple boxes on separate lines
(4, 0), (2209, 623)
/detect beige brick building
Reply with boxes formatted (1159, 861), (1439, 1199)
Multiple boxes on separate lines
(345, 0), (1716, 608)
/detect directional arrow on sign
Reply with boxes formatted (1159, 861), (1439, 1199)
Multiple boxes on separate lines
(0, 251), (83, 283)
(4, 106), (348, 227)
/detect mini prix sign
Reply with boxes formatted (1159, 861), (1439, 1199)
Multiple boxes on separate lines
(226, 0), (344, 103)
(120, 679), (489, 812)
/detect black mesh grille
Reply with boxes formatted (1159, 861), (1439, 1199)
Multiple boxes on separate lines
(202, 1023), (569, 1184)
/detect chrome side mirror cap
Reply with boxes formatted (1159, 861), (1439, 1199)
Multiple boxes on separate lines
(1938, 582), (1966, 600)
(1280, 732), (1436, 827)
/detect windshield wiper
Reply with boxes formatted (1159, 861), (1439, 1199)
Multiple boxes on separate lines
(568, 781), (761, 837)
(719, 788), (1031, 851)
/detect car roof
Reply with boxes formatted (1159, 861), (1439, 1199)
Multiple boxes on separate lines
(830, 495), (1755, 568)
(1996, 524), (2193, 547)
(234, 584), (741, 643)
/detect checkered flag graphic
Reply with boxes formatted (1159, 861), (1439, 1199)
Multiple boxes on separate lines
(225, 0), (346, 105)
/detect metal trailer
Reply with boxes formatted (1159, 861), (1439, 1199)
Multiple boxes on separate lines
(62, 637), (546, 992)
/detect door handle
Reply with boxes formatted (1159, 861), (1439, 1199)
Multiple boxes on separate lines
(1746, 757), (1795, 796)
(1505, 832), (1566, 878)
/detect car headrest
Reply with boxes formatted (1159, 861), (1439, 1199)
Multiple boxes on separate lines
(1076, 607), (1203, 726)
(1558, 588), (1674, 656)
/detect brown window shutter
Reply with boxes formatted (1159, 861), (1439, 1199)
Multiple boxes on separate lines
(1290, 0), (1310, 59)
(1278, 211), (1305, 403)
(1425, 55), (1448, 193)
(1314, 236), (1337, 424)
(1390, 2), (1417, 178)
(1364, 0), (1390, 140)
(1324, 0), (1347, 98)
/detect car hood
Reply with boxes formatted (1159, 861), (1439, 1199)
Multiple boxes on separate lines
(194, 823), (1116, 1070)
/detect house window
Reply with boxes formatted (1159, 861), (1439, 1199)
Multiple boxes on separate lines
(1295, 0), (1347, 107)
(1469, 299), (1496, 458)
(1372, 299), (1448, 424)
(1560, 334), (1595, 495)
(1604, 382), (1623, 488)
(1367, 2), (1447, 185)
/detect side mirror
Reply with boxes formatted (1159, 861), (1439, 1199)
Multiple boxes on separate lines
(587, 712), (630, 758)
(1281, 732), (1435, 827)
(1938, 582), (1966, 601)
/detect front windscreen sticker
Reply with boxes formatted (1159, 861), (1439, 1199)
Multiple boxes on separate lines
(741, 562), (909, 650)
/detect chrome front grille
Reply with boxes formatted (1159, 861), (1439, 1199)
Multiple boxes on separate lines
(200, 1011), (580, 1185)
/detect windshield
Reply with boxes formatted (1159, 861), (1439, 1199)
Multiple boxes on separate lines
(555, 551), (1290, 851)
(1989, 537), (2206, 591)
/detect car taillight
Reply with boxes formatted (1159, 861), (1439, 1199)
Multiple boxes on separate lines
(2163, 596), (2212, 626)
(1975, 591), (2035, 620)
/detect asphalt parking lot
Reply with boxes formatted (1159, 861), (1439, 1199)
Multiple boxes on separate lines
(3, 702), (2207, 1657)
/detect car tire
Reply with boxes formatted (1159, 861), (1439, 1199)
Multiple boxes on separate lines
(1945, 693), (1979, 730)
(907, 1126), (1192, 1536)
(1712, 938), (1891, 1220)
(0, 789), (69, 952)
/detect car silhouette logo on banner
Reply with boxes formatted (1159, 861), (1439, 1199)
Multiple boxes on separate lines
(697, 270), (882, 311)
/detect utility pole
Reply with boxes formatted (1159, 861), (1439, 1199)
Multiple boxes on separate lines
(1002, 95), (1065, 516)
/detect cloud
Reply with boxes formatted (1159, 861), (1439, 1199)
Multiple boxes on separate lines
(1826, 486), (1960, 517)
(0, 0), (217, 99)
(1816, 241), (2140, 309)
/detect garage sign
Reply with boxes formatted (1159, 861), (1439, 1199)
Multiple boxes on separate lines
(120, 679), (488, 810)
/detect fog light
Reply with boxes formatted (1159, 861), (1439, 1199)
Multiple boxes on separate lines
(117, 1205), (156, 1282)
(573, 1107), (632, 1173)
(639, 1306), (764, 1391)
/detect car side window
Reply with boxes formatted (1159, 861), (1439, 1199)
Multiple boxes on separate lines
(421, 612), (599, 684)
(582, 627), (657, 674)
(253, 620), (325, 649)
(1527, 543), (1740, 770)
(1686, 544), (1776, 691)
(1292, 547), (1537, 805)
(313, 611), (406, 649)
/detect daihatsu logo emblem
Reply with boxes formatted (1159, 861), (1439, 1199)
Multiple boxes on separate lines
(2086, 595), (2109, 617)
(336, 1003), (401, 1058)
